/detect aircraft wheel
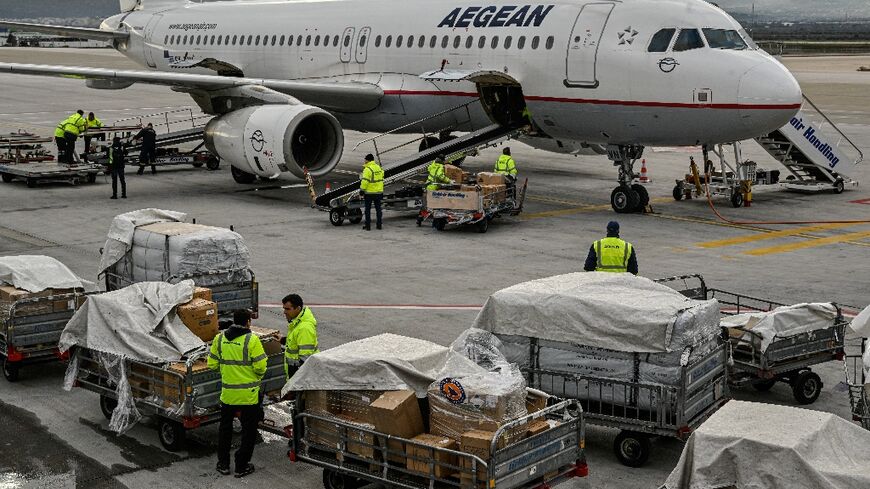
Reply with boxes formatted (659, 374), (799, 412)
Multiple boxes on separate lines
(231, 166), (257, 184)
(611, 185), (639, 214)
(631, 184), (649, 211)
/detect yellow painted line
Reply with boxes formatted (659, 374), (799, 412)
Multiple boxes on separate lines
(522, 197), (673, 220)
(744, 230), (870, 256)
(527, 195), (587, 207)
(697, 222), (858, 248)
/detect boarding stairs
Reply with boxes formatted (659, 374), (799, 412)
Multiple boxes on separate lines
(314, 100), (525, 208)
(754, 95), (863, 191)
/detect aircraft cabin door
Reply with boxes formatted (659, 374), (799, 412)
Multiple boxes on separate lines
(565, 3), (614, 88)
(340, 27), (355, 63)
(355, 27), (371, 63)
(143, 13), (163, 68)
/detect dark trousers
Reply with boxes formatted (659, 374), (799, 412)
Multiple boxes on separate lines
(111, 165), (126, 197)
(217, 398), (263, 471)
(364, 193), (383, 227)
(83, 133), (104, 154)
(63, 132), (77, 164)
(138, 147), (157, 173)
(55, 136), (67, 163)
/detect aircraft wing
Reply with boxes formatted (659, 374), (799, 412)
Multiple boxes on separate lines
(0, 21), (128, 41)
(0, 63), (384, 113)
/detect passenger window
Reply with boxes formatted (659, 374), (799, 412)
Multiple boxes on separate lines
(386, 35), (392, 48)
(231, 35), (237, 45)
(430, 35), (437, 48)
(418, 36), (425, 48)
(196, 35), (201, 45)
(517, 36), (526, 49)
(545, 36), (554, 49)
(217, 36), (222, 46)
(407, 35), (414, 48)
(297, 35), (303, 46)
(441, 35), (449, 49)
(504, 36), (512, 49)
(315, 35), (320, 46)
(359, 34), (367, 47)
(397, 35), (403, 47)
(271, 35), (277, 46)
(478, 36), (486, 49)
(491, 36), (499, 49)
(466, 36), (473, 49)
(333, 35), (339, 47)
(287, 35), (293, 46)
(164, 35), (168, 44)
(306, 35), (311, 46)
(703, 29), (748, 50)
(673, 29), (704, 51)
(453, 35), (460, 49)
(247, 35), (253, 45)
(531, 36), (539, 49)
(255, 35), (260, 45)
(375, 35), (382, 47)
(224, 35), (230, 45)
(182, 35), (188, 44)
(343, 34), (351, 47)
(648, 28), (676, 52)
(168, 35), (173, 44)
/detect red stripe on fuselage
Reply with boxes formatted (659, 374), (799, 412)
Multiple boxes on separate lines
(383, 90), (801, 111)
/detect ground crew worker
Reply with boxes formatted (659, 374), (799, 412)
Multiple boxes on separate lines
(134, 123), (158, 174)
(83, 112), (104, 158)
(584, 221), (638, 275)
(207, 309), (266, 479)
(282, 294), (318, 380)
(57, 110), (85, 164)
(108, 136), (127, 199)
(426, 154), (452, 191)
(359, 153), (384, 230)
(54, 118), (68, 164)
(494, 147), (518, 177)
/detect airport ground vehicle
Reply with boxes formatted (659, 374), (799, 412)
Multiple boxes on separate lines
(843, 340), (869, 431)
(0, 160), (101, 187)
(288, 399), (587, 489)
(74, 344), (285, 451)
(326, 186), (425, 227)
(418, 179), (528, 233)
(0, 131), (54, 164)
(658, 274), (848, 405)
(1, 291), (86, 382)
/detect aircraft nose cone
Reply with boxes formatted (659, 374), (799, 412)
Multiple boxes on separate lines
(738, 60), (802, 133)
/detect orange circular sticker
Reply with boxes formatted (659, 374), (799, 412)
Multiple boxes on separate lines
(439, 378), (466, 404)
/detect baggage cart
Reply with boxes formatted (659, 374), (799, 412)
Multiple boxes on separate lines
(1, 290), (87, 382)
(843, 339), (869, 431)
(0, 131), (55, 164)
(287, 398), (587, 489)
(419, 178), (528, 233)
(656, 274), (848, 405)
(73, 342), (285, 451)
(326, 186), (425, 227)
(0, 161), (102, 187)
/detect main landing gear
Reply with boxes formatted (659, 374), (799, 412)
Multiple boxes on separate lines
(607, 145), (649, 214)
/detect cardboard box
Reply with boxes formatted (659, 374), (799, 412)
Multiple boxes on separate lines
(304, 390), (343, 415)
(262, 339), (284, 357)
(407, 434), (457, 479)
(480, 184), (506, 203)
(339, 415), (377, 460)
(0, 286), (54, 316)
(460, 184), (479, 192)
(459, 430), (507, 484)
(163, 358), (211, 404)
(444, 164), (464, 183)
(370, 390), (425, 464)
(193, 287), (212, 301)
(340, 390), (381, 424)
(526, 419), (550, 437)
(307, 417), (341, 450)
(177, 298), (219, 342)
(251, 325), (281, 341)
(526, 389), (548, 414)
(426, 190), (479, 211)
(476, 172), (506, 186)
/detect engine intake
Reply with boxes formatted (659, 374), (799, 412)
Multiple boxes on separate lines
(204, 104), (344, 179)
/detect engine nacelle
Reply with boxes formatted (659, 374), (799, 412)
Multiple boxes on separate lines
(204, 104), (344, 179)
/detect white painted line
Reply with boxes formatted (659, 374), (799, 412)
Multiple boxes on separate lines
(260, 303), (482, 311)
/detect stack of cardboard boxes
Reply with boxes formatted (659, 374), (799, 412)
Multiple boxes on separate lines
(175, 287), (219, 342)
(0, 285), (85, 320)
(475, 172), (507, 204)
(443, 164), (471, 185)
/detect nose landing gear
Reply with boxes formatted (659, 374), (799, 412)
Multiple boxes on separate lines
(607, 145), (648, 213)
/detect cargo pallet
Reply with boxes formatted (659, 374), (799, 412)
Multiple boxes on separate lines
(0, 161), (102, 188)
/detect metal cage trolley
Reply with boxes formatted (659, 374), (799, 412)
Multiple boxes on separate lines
(843, 339), (869, 431)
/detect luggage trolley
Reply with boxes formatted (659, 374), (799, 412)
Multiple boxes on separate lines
(656, 274), (848, 405)
(419, 178), (528, 233)
(286, 399), (587, 489)
(843, 339), (869, 431)
(325, 186), (426, 227)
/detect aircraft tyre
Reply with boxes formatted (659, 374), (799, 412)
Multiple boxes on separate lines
(231, 166), (257, 184)
(611, 185), (640, 214)
(631, 184), (649, 210)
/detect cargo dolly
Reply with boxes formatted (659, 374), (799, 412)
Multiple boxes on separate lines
(843, 339), (869, 431)
(286, 398), (587, 489)
(326, 186), (425, 227)
(419, 178), (528, 233)
(73, 343), (286, 451)
(0, 131), (55, 164)
(656, 274), (848, 405)
(0, 160), (102, 187)
(1, 291), (88, 382)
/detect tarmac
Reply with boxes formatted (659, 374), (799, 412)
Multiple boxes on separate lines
(0, 48), (868, 489)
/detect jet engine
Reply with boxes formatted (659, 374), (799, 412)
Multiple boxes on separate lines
(204, 104), (344, 181)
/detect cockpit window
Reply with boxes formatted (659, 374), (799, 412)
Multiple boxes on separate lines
(703, 29), (747, 50)
(648, 28), (675, 53)
(738, 28), (758, 50)
(673, 29), (704, 52)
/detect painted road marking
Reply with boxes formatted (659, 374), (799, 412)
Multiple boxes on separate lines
(522, 197), (671, 220)
(697, 222), (859, 248)
(743, 230), (870, 256)
(850, 198), (870, 205)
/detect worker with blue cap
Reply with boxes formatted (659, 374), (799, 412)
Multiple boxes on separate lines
(584, 221), (638, 275)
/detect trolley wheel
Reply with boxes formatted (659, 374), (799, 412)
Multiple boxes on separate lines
(26, 178), (37, 188)
(157, 418), (186, 452)
(322, 468), (364, 489)
(99, 394), (118, 419)
(791, 370), (822, 405)
(349, 209), (363, 224)
(613, 431), (651, 468)
(2, 356), (20, 382)
(192, 161), (204, 168)
(752, 379), (778, 392)
(416, 217), (423, 227)
(205, 155), (220, 171)
(87, 173), (97, 183)
(231, 165), (257, 184)
(785, 175), (796, 181)
(610, 185), (639, 214)
(329, 208), (345, 226)
(1, 172), (12, 183)
(433, 218), (447, 231)
(419, 136), (440, 153)
(672, 184), (684, 201)
(476, 218), (489, 233)
(70, 178), (80, 186)
(833, 178), (845, 194)
(730, 191), (744, 208)
(631, 184), (650, 209)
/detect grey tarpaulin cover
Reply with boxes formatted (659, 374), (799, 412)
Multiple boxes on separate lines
(721, 303), (838, 353)
(98, 208), (186, 275)
(0, 255), (90, 292)
(473, 272), (719, 353)
(662, 400), (870, 489)
(283, 333), (483, 397)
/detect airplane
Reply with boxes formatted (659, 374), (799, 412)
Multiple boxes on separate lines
(0, 0), (802, 213)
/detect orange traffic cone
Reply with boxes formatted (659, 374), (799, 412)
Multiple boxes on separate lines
(639, 159), (651, 183)
(325, 181), (332, 193)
